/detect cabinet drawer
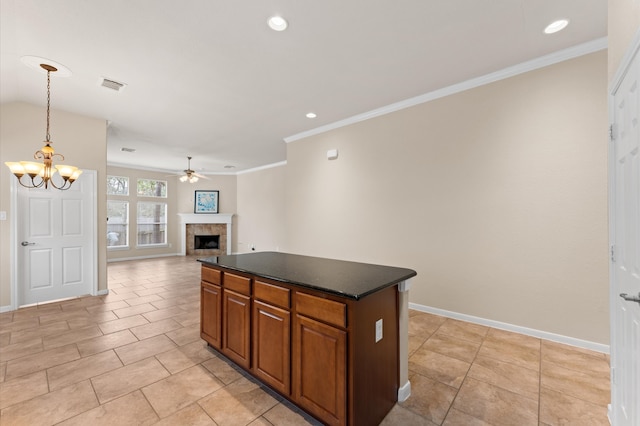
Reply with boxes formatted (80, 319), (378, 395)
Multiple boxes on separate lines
(255, 280), (290, 309)
(224, 272), (251, 296)
(202, 266), (221, 285)
(296, 292), (346, 328)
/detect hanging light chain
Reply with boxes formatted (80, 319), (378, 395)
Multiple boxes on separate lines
(46, 68), (51, 142)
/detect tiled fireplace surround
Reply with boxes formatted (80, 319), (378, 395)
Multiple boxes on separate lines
(178, 213), (233, 256)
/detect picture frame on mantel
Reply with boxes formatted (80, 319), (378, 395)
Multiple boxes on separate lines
(194, 190), (219, 214)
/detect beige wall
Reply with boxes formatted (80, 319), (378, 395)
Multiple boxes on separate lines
(608, 0), (640, 80)
(0, 102), (108, 307)
(284, 51), (609, 344)
(106, 166), (238, 261)
(237, 165), (286, 254)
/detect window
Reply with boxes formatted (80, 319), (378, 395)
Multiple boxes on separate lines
(107, 201), (129, 247)
(137, 179), (167, 198)
(107, 175), (129, 196)
(137, 202), (167, 246)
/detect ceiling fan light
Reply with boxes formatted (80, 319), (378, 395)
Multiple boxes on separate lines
(180, 175), (188, 182)
(191, 176), (199, 183)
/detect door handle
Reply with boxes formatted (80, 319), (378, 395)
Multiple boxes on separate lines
(21, 241), (35, 246)
(620, 292), (640, 305)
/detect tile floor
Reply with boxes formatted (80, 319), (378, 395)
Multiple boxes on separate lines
(0, 256), (610, 425)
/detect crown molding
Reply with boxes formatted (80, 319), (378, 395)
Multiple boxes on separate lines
(285, 37), (608, 144)
(236, 161), (287, 175)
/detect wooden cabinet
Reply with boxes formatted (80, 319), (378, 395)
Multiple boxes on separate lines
(200, 269), (222, 349)
(252, 280), (291, 395)
(200, 261), (402, 426)
(293, 313), (346, 426)
(222, 273), (252, 369)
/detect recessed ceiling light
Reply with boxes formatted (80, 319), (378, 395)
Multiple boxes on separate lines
(306, 112), (317, 118)
(120, 147), (136, 153)
(544, 19), (569, 34)
(224, 165), (236, 169)
(268, 16), (288, 31)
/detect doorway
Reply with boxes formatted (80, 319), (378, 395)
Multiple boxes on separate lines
(12, 170), (97, 307)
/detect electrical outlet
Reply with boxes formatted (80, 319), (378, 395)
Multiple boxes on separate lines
(375, 319), (383, 342)
(0, 211), (6, 221)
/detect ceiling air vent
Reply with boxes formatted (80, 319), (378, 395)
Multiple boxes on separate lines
(100, 77), (126, 92)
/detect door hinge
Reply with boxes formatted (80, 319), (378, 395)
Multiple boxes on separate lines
(609, 124), (616, 142)
(611, 245), (616, 263)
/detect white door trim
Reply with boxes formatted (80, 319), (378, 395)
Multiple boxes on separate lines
(608, 27), (640, 425)
(9, 170), (98, 310)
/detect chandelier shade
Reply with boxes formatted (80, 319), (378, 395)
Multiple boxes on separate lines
(4, 62), (82, 190)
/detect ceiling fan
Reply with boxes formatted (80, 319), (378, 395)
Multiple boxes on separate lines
(173, 156), (209, 183)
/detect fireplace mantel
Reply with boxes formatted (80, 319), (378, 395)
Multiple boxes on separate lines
(178, 213), (234, 255)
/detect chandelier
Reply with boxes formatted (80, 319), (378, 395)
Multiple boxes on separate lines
(5, 64), (82, 190)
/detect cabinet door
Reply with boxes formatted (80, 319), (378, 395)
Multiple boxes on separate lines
(252, 300), (291, 395)
(293, 314), (346, 426)
(201, 282), (222, 349)
(222, 289), (251, 369)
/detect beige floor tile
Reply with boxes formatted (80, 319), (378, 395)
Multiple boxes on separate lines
(173, 310), (201, 327)
(198, 376), (279, 426)
(76, 329), (139, 357)
(166, 324), (201, 346)
(436, 319), (489, 343)
(5, 344), (80, 380)
(442, 408), (492, 425)
(91, 357), (170, 403)
(263, 401), (323, 426)
(542, 340), (610, 379)
(201, 355), (244, 385)
(478, 337), (540, 372)
(452, 378), (538, 426)
(121, 294), (164, 307)
(115, 334), (177, 365)
(42, 325), (103, 350)
(541, 362), (610, 406)
(539, 386), (610, 425)
(408, 312), (447, 337)
(142, 306), (186, 322)
(0, 338), (43, 362)
(0, 317), (39, 333)
(113, 303), (158, 319)
(399, 372), (457, 424)
(153, 403), (216, 426)
(98, 315), (149, 334)
(129, 318), (182, 340)
(0, 362), (5, 382)
(409, 347), (470, 388)
(8, 321), (69, 344)
(58, 390), (159, 426)
(379, 404), (438, 425)
(0, 380), (99, 426)
(467, 355), (539, 400)
(179, 340), (216, 364)
(485, 328), (541, 350)
(422, 332), (481, 363)
(0, 332), (11, 348)
(47, 350), (123, 390)
(408, 333), (427, 356)
(142, 365), (223, 418)
(85, 300), (131, 314)
(0, 370), (49, 410)
(156, 347), (197, 374)
(134, 287), (168, 297)
(38, 309), (93, 325)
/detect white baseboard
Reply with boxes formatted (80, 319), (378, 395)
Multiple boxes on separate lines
(0, 305), (13, 313)
(95, 289), (109, 296)
(397, 380), (411, 402)
(410, 303), (610, 354)
(107, 252), (182, 263)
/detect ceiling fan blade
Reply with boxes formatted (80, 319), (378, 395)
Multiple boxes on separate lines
(193, 172), (210, 179)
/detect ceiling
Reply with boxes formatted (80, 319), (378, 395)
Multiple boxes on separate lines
(0, 0), (607, 175)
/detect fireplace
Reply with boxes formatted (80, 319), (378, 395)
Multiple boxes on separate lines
(178, 213), (234, 256)
(194, 234), (219, 250)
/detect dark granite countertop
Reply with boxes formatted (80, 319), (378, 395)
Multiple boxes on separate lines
(198, 252), (417, 300)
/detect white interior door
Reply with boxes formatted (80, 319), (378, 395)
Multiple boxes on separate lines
(610, 39), (640, 426)
(17, 170), (96, 306)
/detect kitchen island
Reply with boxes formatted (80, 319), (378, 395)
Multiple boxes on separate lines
(199, 252), (416, 426)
